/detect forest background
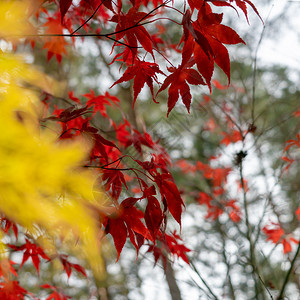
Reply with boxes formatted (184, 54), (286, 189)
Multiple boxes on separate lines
(0, 0), (299, 299)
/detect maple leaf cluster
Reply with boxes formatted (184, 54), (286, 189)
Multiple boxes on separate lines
(24, 0), (261, 115)
(0, 0), (270, 298)
(262, 223), (298, 254)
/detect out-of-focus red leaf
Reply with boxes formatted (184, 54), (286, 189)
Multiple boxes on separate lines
(0, 280), (28, 299)
(220, 130), (243, 146)
(284, 134), (300, 152)
(296, 207), (300, 220)
(43, 16), (69, 63)
(85, 90), (119, 118)
(0, 218), (18, 239)
(0, 259), (18, 280)
(282, 239), (292, 254)
(41, 284), (71, 300)
(102, 169), (128, 200)
(45, 105), (90, 123)
(293, 109), (300, 117)
(59, 255), (87, 279)
(262, 223), (298, 254)
(60, 0), (72, 23)
(263, 224), (284, 244)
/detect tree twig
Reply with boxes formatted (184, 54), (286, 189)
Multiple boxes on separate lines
(277, 241), (300, 299)
(190, 260), (219, 299)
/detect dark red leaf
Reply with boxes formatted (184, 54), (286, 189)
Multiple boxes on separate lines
(59, 255), (87, 279)
(155, 174), (184, 225)
(145, 196), (163, 240)
(111, 59), (164, 105)
(60, 0), (72, 23)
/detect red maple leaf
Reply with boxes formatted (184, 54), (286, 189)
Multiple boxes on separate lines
(8, 239), (50, 274)
(225, 199), (242, 222)
(282, 156), (294, 173)
(284, 133), (300, 152)
(88, 132), (118, 163)
(105, 200), (150, 260)
(220, 130), (243, 146)
(148, 231), (190, 268)
(263, 224), (284, 243)
(197, 192), (223, 220)
(154, 173), (184, 225)
(182, 7), (244, 88)
(41, 284), (71, 300)
(46, 105), (90, 123)
(0, 280), (28, 300)
(85, 90), (119, 118)
(296, 207), (300, 220)
(208, 0), (262, 23)
(43, 16), (69, 63)
(263, 223), (298, 254)
(102, 168), (128, 200)
(115, 122), (156, 154)
(144, 188), (163, 241)
(156, 23), (206, 115)
(110, 7), (154, 58)
(157, 58), (205, 115)
(111, 58), (164, 105)
(0, 218), (18, 239)
(58, 255), (87, 279)
(176, 159), (197, 174)
(165, 231), (191, 264)
(59, 0), (72, 23)
(0, 259), (18, 281)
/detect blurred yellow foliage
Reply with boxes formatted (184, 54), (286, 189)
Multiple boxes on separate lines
(0, 0), (35, 42)
(0, 1), (104, 276)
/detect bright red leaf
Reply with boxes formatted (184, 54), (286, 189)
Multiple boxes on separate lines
(111, 58), (164, 105)
(157, 64), (205, 116)
(8, 239), (50, 274)
(154, 173), (184, 225)
(105, 200), (150, 260)
(110, 7), (154, 58)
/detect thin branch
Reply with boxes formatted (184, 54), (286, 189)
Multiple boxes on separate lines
(189, 261), (219, 300)
(277, 241), (300, 299)
(257, 273), (274, 300)
(104, 0), (172, 38)
(105, 35), (141, 48)
(210, 97), (244, 139)
(239, 160), (264, 299)
(71, 0), (106, 35)
(251, 2), (275, 124)
(216, 219), (236, 300)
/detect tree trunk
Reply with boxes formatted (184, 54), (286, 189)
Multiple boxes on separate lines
(164, 260), (182, 300)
